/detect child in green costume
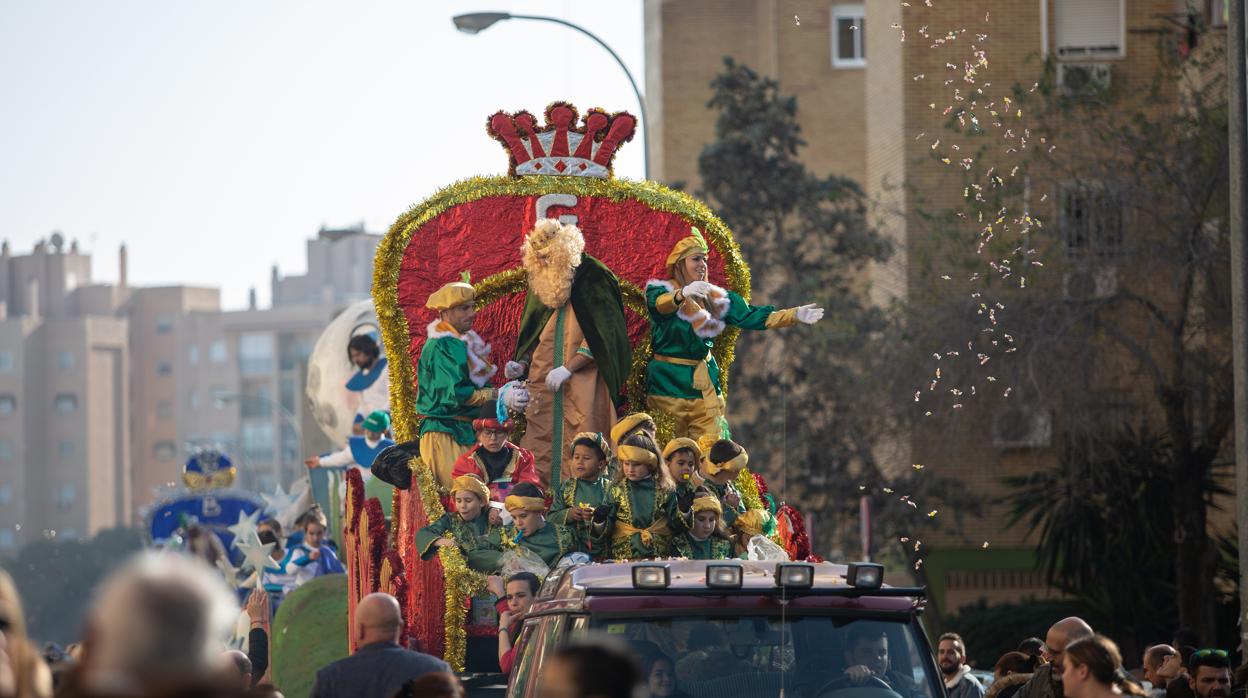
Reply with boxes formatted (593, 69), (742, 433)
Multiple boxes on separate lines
(415, 474), (504, 573)
(548, 432), (613, 559)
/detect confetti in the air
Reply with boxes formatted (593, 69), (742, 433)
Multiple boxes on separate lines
(913, 463), (925, 470)
(927, 510), (938, 518)
(794, 14), (801, 26)
(982, 541), (991, 549)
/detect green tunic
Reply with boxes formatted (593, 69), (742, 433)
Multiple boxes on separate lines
(672, 532), (736, 560)
(703, 479), (748, 528)
(549, 476), (612, 557)
(415, 512), (505, 573)
(595, 477), (683, 560)
(503, 521), (584, 569)
(644, 282), (777, 400)
(416, 334), (483, 446)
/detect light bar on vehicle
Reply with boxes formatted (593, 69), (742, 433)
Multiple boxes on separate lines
(705, 564), (743, 589)
(774, 563), (815, 589)
(847, 562), (884, 589)
(632, 564), (671, 589)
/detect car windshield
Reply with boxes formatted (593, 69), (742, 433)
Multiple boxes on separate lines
(590, 615), (941, 698)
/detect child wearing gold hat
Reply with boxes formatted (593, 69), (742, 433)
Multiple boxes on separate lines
(415, 474), (504, 573)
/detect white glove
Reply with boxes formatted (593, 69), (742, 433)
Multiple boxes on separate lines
(500, 380), (531, 411)
(681, 280), (712, 299)
(504, 360), (527, 380)
(796, 303), (824, 325)
(545, 366), (573, 392)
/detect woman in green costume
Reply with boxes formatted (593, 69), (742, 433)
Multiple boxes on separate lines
(644, 229), (825, 440)
(414, 474), (504, 573)
(591, 433), (687, 560)
(548, 432), (613, 559)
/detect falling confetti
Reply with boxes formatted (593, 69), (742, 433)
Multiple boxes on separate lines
(927, 510), (938, 518)
(982, 541), (991, 549)
(793, 14), (801, 26)
(912, 463), (925, 470)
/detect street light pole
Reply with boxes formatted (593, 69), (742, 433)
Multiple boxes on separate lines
(1227, 0), (1248, 652)
(453, 12), (651, 180)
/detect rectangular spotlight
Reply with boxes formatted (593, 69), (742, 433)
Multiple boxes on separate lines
(632, 564), (670, 589)
(775, 563), (815, 589)
(705, 564), (743, 589)
(847, 562), (884, 589)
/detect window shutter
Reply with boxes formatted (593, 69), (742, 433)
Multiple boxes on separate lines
(1055, 0), (1122, 57)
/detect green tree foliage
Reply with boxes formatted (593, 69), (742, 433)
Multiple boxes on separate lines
(696, 58), (978, 562)
(1, 528), (144, 644)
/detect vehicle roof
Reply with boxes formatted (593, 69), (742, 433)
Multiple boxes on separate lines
(531, 559), (925, 615)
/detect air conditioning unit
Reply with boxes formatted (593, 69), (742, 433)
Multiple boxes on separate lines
(991, 408), (1053, 449)
(1063, 265), (1118, 301)
(1058, 63), (1112, 95)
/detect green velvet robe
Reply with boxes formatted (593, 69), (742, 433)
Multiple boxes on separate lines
(672, 532), (736, 560)
(549, 476), (612, 557)
(595, 477), (684, 560)
(503, 521), (584, 569)
(644, 281), (778, 401)
(415, 511), (504, 573)
(416, 334), (487, 446)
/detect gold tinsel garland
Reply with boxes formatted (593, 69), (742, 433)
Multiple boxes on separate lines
(372, 174), (759, 666)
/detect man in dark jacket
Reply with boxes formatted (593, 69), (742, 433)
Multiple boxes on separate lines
(312, 593), (448, 698)
(1015, 617), (1094, 698)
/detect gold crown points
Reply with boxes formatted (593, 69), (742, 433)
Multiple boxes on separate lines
(487, 101), (636, 178)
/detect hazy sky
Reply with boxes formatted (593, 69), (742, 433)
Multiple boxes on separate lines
(1, 1), (645, 309)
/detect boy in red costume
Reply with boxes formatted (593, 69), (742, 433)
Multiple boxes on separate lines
(451, 401), (539, 504)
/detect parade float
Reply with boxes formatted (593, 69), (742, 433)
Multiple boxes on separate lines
(341, 102), (816, 671)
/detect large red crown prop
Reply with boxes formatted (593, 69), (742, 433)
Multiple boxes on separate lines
(487, 101), (636, 178)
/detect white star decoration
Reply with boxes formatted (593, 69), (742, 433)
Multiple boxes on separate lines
(265, 477), (314, 532)
(236, 537), (276, 575)
(227, 508), (263, 549)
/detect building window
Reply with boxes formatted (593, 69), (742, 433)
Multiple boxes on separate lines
(54, 394), (78, 414)
(211, 385), (227, 409)
(0, 441), (10, 460)
(0, 353), (12, 373)
(55, 484), (76, 511)
(1055, 0), (1124, 58)
(58, 351), (74, 370)
(209, 340), (227, 363)
(157, 400), (174, 419)
(0, 395), (13, 415)
(240, 382), (273, 418)
(188, 345), (199, 366)
(57, 440), (74, 458)
(153, 441), (177, 460)
(239, 333), (274, 376)
(831, 5), (866, 68)
(155, 315), (174, 334)
(0, 484), (12, 505)
(242, 420), (275, 463)
(279, 333), (314, 372)
(157, 361), (173, 376)
(58, 528), (78, 541)
(1060, 181), (1124, 259)
(0, 530), (13, 549)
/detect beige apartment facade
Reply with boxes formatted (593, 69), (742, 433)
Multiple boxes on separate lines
(646, 0), (1217, 613)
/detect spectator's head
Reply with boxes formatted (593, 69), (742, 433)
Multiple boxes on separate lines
(303, 506), (328, 548)
(1187, 650), (1231, 698)
(1173, 629), (1201, 655)
(1044, 617), (1093, 673)
(639, 651), (679, 698)
(1062, 635), (1123, 698)
(938, 633), (968, 677)
(391, 672), (464, 698)
(1144, 645), (1180, 687)
(504, 572), (540, 618)
(258, 518), (284, 555)
(1018, 637), (1046, 660)
(845, 625), (890, 677)
(505, 483), (548, 536)
(355, 593), (404, 647)
(220, 649), (252, 690)
(348, 334), (381, 369)
(995, 651), (1039, 681)
(80, 552), (238, 690)
(539, 637), (640, 698)
(185, 525), (225, 567)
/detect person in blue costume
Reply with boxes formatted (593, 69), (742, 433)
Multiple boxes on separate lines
(346, 334), (390, 434)
(307, 410), (396, 516)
